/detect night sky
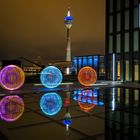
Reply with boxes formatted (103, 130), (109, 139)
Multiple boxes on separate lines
(0, 0), (105, 64)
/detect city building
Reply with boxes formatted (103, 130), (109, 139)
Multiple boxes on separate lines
(1, 58), (42, 77)
(48, 61), (72, 75)
(106, 0), (140, 82)
(72, 55), (105, 80)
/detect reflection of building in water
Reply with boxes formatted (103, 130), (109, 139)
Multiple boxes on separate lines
(62, 92), (72, 136)
(78, 66), (97, 86)
(73, 88), (104, 108)
(40, 92), (62, 116)
(0, 95), (24, 122)
(105, 88), (140, 139)
(78, 89), (95, 112)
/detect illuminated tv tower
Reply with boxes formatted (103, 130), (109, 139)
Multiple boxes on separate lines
(64, 8), (73, 62)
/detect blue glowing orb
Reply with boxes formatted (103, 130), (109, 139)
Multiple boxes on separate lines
(40, 66), (63, 88)
(40, 92), (62, 116)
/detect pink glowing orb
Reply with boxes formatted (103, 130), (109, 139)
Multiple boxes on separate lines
(0, 65), (25, 90)
(78, 66), (97, 86)
(0, 95), (24, 122)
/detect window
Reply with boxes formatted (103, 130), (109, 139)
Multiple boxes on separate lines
(78, 57), (82, 70)
(134, 90), (139, 101)
(73, 58), (78, 74)
(134, 0), (139, 5)
(109, 15), (113, 33)
(109, 35), (113, 53)
(125, 0), (129, 8)
(125, 61), (129, 81)
(93, 56), (98, 69)
(109, 57), (113, 79)
(117, 13), (121, 31)
(134, 7), (139, 28)
(116, 34), (121, 53)
(125, 10), (129, 30)
(117, 0), (121, 11)
(134, 61), (139, 81)
(125, 89), (129, 104)
(133, 31), (139, 52)
(117, 61), (120, 80)
(87, 56), (93, 67)
(124, 33), (129, 52)
(109, 0), (113, 13)
(83, 57), (87, 67)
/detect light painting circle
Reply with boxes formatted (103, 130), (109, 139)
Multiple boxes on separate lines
(40, 66), (62, 88)
(78, 90), (96, 112)
(40, 92), (62, 116)
(78, 66), (97, 86)
(0, 65), (25, 90)
(0, 95), (24, 122)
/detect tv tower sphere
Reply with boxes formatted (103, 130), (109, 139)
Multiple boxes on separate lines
(64, 8), (73, 29)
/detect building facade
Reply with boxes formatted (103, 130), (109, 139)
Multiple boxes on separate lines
(72, 55), (105, 80)
(106, 0), (140, 82)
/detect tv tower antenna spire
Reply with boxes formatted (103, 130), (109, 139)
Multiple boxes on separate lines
(64, 5), (73, 62)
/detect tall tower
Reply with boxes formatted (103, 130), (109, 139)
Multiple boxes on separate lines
(64, 8), (73, 62)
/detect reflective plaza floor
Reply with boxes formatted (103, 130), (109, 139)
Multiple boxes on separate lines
(0, 82), (140, 140)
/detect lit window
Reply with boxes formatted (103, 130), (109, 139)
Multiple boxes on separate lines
(109, 35), (113, 53)
(124, 33), (129, 52)
(125, 61), (129, 81)
(125, 0), (129, 8)
(134, 7), (139, 28)
(116, 34), (121, 53)
(125, 11), (129, 30)
(117, 13), (121, 31)
(109, 0), (113, 13)
(133, 31), (139, 52)
(109, 16), (113, 33)
(117, 0), (121, 11)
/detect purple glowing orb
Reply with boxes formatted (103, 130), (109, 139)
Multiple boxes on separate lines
(0, 65), (25, 90)
(0, 95), (24, 122)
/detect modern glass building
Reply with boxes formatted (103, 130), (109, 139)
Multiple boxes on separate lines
(72, 55), (105, 80)
(106, 0), (140, 82)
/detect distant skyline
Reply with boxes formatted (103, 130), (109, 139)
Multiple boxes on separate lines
(0, 0), (105, 64)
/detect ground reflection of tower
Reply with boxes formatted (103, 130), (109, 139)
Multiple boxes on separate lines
(62, 92), (72, 137)
(64, 8), (73, 62)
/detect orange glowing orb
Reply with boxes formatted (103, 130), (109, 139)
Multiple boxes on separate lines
(78, 66), (97, 86)
(77, 89), (96, 112)
(78, 102), (96, 112)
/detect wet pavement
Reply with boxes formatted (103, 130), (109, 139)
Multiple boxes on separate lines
(0, 82), (140, 140)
